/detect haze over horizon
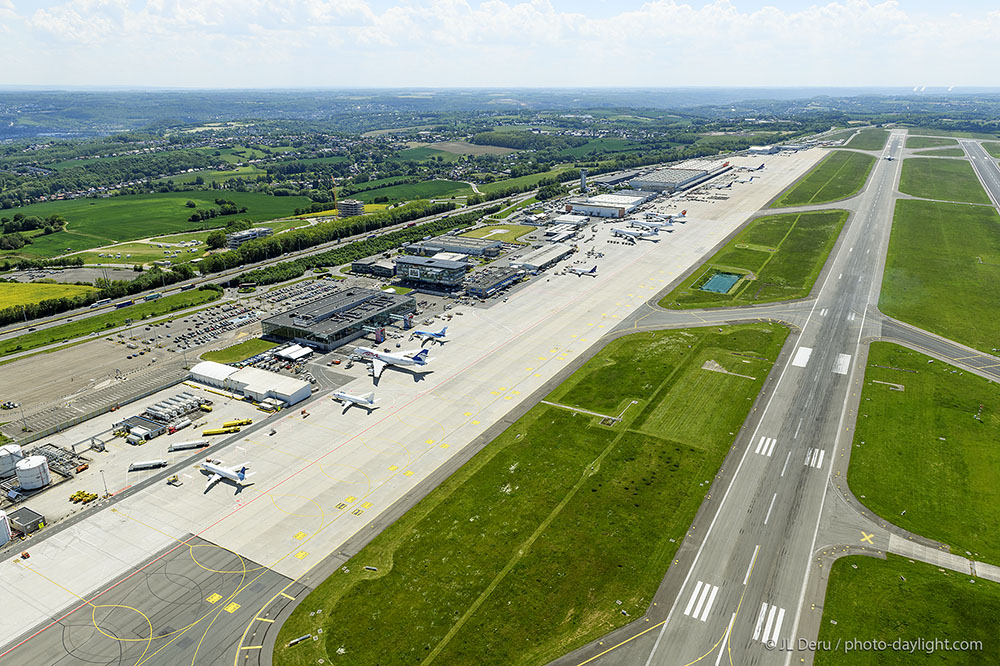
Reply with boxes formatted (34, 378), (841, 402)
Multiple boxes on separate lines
(0, 0), (997, 89)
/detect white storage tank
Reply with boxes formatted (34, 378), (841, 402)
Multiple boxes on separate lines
(0, 510), (11, 546)
(0, 444), (23, 478)
(15, 456), (51, 491)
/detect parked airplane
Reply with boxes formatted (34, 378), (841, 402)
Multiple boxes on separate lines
(631, 218), (672, 230)
(332, 390), (378, 411)
(612, 227), (659, 241)
(201, 459), (252, 492)
(568, 265), (597, 276)
(411, 326), (448, 345)
(356, 347), (431, 379)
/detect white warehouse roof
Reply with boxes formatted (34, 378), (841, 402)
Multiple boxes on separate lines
(190, 360), (237, 384)
(190, 360), (311, 406)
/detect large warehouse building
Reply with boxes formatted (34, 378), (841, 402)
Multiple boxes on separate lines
(189, 361), (312, 406)
(394, 255), (468, 290)
(404, 235), (503, 257)
(630, 160), (731, 192)
(262, 287), (415, 351)
(510, 243), (574, 272)
(564, 192), (649, 218)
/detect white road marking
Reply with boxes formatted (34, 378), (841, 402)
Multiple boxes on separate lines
(819, 308), (828, 317)
(716, 613), (736, 666)
(837, 273), (842, 279)
(833, 353), (852, 375)
(764, 493), (777, 525)
(847, 312), (856, 321)
(743, 545), (760, 585)
(816, 449), (825, 469)
(804, 448), (826, 469)
(793, 418), (802, 439)
(700, 585), (719, 622)
(791, 346), (813, 368)
(683, 581), (703, 617)
(752, 603), (768, 640)
(780, 451), (791, 477)
(691, 582), (714, 620)
(770, 607), (786, 645)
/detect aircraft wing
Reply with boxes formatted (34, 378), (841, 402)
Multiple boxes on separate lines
(205, 473), (222, 492)
(371, 358), (387, 379)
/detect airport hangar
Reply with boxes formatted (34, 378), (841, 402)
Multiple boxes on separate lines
(564, 192), (650, 218)
(261, 287), (416, 352)
(189, 361), (312, 406)
(629, 159), (731, 192)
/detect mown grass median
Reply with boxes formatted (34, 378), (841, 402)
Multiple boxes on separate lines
(0, 287), (220, 358)
(898, 158), (990, 204)
(200, 337), (277, 364)
(274, 324), (788, 666)
(844, 128), (889, 151)
(772, 150), (874, 207)
(848, 343), (1000, 564)
(659, 209), (848, 309)
(879, 199), (1000, 353)
(816, 554), (1000, 665)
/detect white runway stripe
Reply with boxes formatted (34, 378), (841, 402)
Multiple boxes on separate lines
(804, 448), (826, 469)
(833, 353), (852, 375)
(752, 603), (768, 640)
(791, 346), (813, 368)
(755, 437), (777, 457)
(816, 449), (825, 469)
(765, 437), (777, 457)
(753, 603), (787, 644)
(684, 580), (719, 622)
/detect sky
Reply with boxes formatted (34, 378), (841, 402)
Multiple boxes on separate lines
(0, 0), (998, 88)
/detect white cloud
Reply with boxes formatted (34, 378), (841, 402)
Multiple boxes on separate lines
(4, 0), (1000, 87)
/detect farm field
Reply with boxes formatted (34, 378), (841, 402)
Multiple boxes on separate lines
(905, 136), (959, 149)
(201, 338), (277, 364)
(0, 282), (97, 310)
(461, 224), (535, 244)
(478, 166), (574, 194)
(428, 140), (517, 155)
(395, 146), (461, 162)
(2, 191), (310, 259)
(0, 288), (220, 358)
(659, 210), (849, 308)
(350, 179), (473, 203)
(898, 158), (990, 204)
(880, 199), (1000, 355)
(816, 554), (1000, 665)
(274, 324), (788, 666)
(844, 128), (889, 150)
(556, 138), (640, 158)
(772, 150), (874, 207)
(162, 165), (267, 185)
(848, 343), (1000, 564)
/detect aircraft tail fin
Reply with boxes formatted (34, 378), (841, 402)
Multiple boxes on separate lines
(439, 327), (447, 336)
(412, 349), (430, 364)
(363, 392), (376, 404)
(237, 466), (248, 481)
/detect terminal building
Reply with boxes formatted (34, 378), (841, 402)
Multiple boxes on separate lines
(394, 255), (468, 290)
(630, 160), (731, 192)
(564, 192), (649, 218)
(509, 243), (574, 273)
(465, 267), (525, 298)
(226, 227), (273, 250)
(337, 199), (366, 217)
(351, 256), (396, 277)
(189, 361), (312, 406)
(404, 235), (503, 257)
(748, 145), (779, 155)
(262, 287), (416, 351)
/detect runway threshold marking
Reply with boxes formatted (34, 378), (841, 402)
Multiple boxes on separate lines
(791, 346), (813, 367)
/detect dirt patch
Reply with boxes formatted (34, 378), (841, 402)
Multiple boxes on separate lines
(701, 359), (757, 380)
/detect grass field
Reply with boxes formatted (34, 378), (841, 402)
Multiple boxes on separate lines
(816, 554), (999, 665)
(76, 242), (205, 266)
(0, 288), (220, 358)
(3, 191), (311, 259)
(461, 224), (535, 244)
(350, 180), (473, 203)
(162, 165), (268, 185)
(905, 136), (959, 149)
(274, 324), (789, 666)
(911, 147), (966, 157)
(493, 197), (538, 219)
(772, 151), (874, 207)
(848, 342), (1000, 563)
(898, 158), (990, 204)
(556, 138), (640, 158)
(981, 142), (1000, 159)
(200, 338), (277, 364)
(478, 167), (574, 194)
(909, 128), (1000, 140)
(0, 282), (97, 309)
(660, 210), (849, 309)
(395, 146), (462, 162)
(844, 129), (889, 151)
(428, 140), (517, 156)
(291, 203), (387, 219)
(880, 200), (1000, 353)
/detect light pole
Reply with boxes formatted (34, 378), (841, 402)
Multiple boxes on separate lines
(100, 470), (109, 497)
(18, 403), (27, 432)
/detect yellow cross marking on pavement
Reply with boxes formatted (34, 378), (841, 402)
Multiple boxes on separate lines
(440, 443), (449, 448)
(295, 551), (308, 560)
(425, 439), (435, 444)
(464, 412), (473, 416)
(860, 532), (874, 544)
(294, 531), (307, 540)
(388, 465), (398, 471)
(404, 470), (414, 477)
